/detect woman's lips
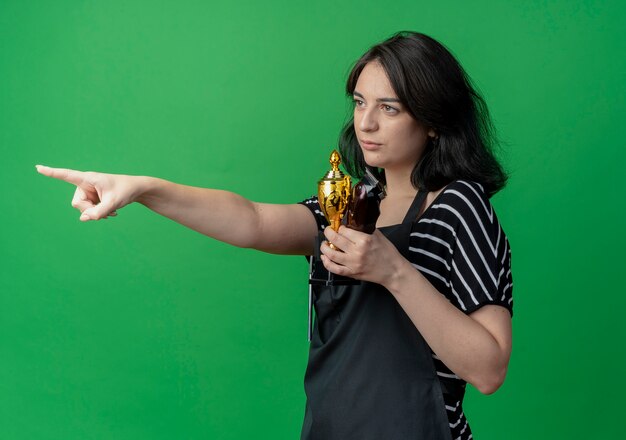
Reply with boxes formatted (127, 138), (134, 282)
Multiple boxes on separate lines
(360, 140), (382, 150)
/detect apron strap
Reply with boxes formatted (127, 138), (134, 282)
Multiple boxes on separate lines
(402, 188), (428, 224)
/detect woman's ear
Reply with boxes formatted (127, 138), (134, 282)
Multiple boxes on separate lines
(427, 128), (437, 138)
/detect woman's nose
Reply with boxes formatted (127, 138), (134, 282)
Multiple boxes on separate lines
(358, 108), (378, 132)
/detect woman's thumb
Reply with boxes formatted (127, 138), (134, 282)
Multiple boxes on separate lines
(80, 202), (115, 221)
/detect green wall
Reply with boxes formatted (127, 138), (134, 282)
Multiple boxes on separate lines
(1, 0), (624, 438)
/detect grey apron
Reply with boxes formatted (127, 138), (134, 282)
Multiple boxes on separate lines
(301, 189), (454, 440)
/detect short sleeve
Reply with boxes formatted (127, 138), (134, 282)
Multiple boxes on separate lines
(298, 196), (329, 233)
(446, 181), (514, 317)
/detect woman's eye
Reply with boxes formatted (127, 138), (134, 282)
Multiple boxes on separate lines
(352, 99), (398, 114)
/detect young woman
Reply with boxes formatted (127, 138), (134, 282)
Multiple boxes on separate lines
(37, 31), (513, 440)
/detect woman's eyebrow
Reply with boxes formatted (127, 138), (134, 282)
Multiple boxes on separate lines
(353, 90), (401, 103)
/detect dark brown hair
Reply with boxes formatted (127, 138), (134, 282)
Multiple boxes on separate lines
(338, 31), (508, 198)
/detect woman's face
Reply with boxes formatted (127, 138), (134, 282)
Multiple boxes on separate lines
(352, 61), (434, 173)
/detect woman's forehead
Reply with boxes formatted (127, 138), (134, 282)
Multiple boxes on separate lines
(354, 61), (397, 100)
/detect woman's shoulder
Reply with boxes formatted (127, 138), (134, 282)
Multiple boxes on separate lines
(421, 179), (505, 240)
(418, 180), (514, 317)
(431, 180), (496, 218)
(438, 179), (491, 206)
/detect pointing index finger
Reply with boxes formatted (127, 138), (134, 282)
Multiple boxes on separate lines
(35, 165), (85, 186)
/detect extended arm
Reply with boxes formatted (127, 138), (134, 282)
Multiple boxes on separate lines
(35, 166), (318, 255)
(137, 177), (318, 255)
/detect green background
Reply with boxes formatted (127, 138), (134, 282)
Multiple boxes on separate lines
(1, 0), (624, 438)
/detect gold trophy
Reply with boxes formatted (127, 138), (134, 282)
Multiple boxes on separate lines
(317, 150), (352, 249)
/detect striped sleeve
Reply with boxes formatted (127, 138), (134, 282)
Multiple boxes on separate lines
(298, 196), (329, 233)
(446, 181), (514, 317)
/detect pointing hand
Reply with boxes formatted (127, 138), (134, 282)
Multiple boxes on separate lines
(35, 165), (142, 222)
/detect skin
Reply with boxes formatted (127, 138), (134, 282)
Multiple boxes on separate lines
(35, 60), (512, 395)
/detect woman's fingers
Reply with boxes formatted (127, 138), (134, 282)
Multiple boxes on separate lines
(320, 240), (349, 266)
(35, 165), (85, 186)
(71, 187), (96, 212)
(336, 225), (371, 246)
(70, 185), (119, 221)
(320, 227), (399, 284)
(323, 226), (356, 252)
(37, 165), (124, 222)
(80, 199), (117, 221)
(321, 254), (350, 277)
(68, 185), (117, 222)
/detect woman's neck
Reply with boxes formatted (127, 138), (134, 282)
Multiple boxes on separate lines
(383, 167), (418, 198)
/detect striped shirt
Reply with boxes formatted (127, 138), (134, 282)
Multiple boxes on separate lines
(301, 179), (514, 440)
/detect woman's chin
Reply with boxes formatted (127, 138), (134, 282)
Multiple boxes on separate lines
(361, 149), (383, 166)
